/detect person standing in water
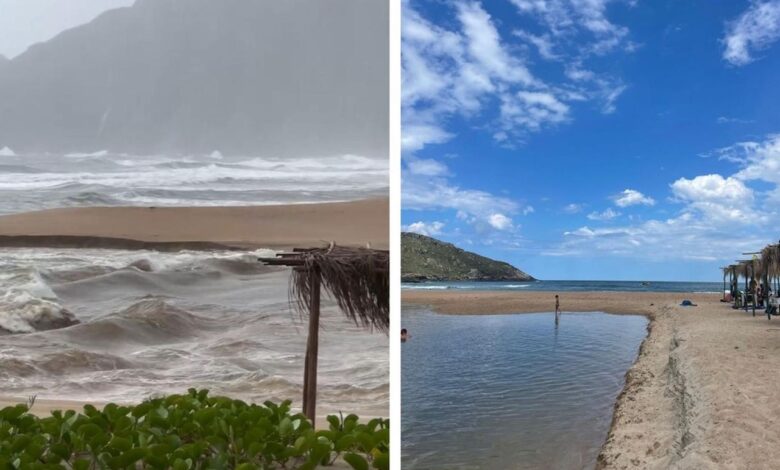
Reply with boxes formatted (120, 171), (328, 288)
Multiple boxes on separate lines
(554, 295), (560, 325)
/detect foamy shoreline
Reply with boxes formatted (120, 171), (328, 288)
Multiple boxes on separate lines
(403, 290), (780, 469)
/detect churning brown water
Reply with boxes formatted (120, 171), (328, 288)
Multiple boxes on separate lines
(0, 248), (388, 417)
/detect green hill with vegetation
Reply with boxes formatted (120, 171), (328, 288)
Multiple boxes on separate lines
(401, 232), (535, 282)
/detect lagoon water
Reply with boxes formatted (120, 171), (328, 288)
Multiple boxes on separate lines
(401, 308), (648, 469)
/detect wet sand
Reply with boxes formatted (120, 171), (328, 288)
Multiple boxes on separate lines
(0, 397), (102, 418)
(0, 198), (388, 250)
(403, 290), (780, 469)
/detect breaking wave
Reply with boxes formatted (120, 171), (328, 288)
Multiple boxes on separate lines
(0, 268), (77, 334)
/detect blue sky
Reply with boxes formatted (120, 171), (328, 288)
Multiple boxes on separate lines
(402, 0), (780, 282)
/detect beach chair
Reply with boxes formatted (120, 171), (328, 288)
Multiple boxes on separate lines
(734, 290), (745, 309)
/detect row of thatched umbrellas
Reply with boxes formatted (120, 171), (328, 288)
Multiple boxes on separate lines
(722, 242), (780, 318)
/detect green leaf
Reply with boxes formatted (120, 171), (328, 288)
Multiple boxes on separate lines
(343, 452), (370, 470)
(73, 460), (91, 470)
(372, 452), (389, 470)
(0, 405), (28, 422)
(107, 436), (132, 452)
(278, 417), (293, 437)
(335, 434), (356, 452)
(110, 448), (147, 467)
(327, 415), (341, 431)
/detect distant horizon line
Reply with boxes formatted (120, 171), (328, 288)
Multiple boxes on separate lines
(401, 278), (724, 284)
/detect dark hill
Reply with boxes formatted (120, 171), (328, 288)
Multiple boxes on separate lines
(0, 0), (387, 157)
(401, 232), (535, 282)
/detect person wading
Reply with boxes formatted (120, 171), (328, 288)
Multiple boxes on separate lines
(555, 295), (560, 326)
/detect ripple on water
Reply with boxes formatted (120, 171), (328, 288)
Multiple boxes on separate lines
(401, 309), (647, 470)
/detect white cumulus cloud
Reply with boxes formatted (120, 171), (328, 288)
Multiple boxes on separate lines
(402, 0), (631, 150)
(587, 208), (620, 220)
(403, 158), (527, 233)
(488, 213), (514, 230)
(548, 134), (780, 262)
(404, 221), (445, 236)
(613, 189), (655, 207)
(723, 0), (780, 66)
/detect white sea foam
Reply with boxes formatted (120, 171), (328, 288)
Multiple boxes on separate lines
(401, 285), (449, 290)
(63, 150), (109, 158)
(0, 160), (387, 191)
(0, 152), (387, 214)
(0, 248), (278, 275)
(0, 268), (72, 333)
(0, 292), (71, 333)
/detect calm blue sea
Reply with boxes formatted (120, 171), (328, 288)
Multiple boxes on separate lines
(401, 309), (648, 470)
(402, 279), (723, 293)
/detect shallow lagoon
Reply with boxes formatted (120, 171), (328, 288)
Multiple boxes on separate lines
(401, 309), (648, 469)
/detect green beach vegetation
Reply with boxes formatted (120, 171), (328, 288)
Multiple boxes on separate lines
(0, 389), (388, 470)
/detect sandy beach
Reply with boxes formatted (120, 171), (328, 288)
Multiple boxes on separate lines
(403, 290), (780, 469)
(0, 197), (388, 250)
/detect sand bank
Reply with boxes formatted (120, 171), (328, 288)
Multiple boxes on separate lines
(0, 397), (100, 417)
(0, 198), (388, 250)
(403, 290), (780, 469)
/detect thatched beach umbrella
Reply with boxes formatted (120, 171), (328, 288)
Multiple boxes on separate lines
(761, 244), (780, 291)
(259, 244), (389, 423)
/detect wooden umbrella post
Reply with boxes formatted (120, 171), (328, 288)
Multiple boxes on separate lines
(751, 262), (756, 317)
(303, 266), (321, 423)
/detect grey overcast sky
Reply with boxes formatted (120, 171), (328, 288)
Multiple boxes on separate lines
(0, 0), (134, 58)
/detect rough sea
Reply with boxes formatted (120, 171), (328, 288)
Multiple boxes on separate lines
(0, 151), (389, 417)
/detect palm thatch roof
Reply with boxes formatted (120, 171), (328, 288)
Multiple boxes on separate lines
(291, 245), (388, 333)
(735, 260), (753, 280)
(722, 265), (737, 279)
(761, 244), (780, 278)
(754, 256), (765, 279)
(261, 244), (389, 333)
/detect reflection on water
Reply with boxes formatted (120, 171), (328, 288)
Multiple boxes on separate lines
(401, 308), (647, 469)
